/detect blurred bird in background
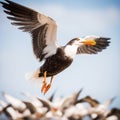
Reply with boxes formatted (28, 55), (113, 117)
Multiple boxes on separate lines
(0, 90), (120, 120)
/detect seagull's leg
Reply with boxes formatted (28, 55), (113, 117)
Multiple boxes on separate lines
(41, 71), (47, 93)
(43, 76), (54, 94)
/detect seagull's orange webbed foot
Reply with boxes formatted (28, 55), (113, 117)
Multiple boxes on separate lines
(43, 76), (54, 94)
(41, 71), (47, 93)
(41, 71), (54, 94)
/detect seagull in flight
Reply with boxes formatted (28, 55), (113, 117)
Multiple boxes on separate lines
(0, 0), (110, 94)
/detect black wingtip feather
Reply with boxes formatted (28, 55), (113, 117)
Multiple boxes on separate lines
(103, 37), (111, 40)
(0, 0), (12, 5)
(3, 0), (16, 5)
(0, 1), (7, 7)
(0, 1), (10, 12)
(94, 37), (111, 52)
(5, 0), (11, 3)
(0, 1), (4, 5)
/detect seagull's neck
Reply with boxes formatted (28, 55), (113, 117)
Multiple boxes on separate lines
(64, 45), (78, 59)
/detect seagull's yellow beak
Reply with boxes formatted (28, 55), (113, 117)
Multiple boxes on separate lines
(81, 39), (96, 46)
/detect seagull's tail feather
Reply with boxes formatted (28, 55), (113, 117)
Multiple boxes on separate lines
(25, 68), (43, 81)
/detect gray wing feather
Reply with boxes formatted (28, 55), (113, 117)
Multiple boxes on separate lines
(31, 24), (48, 60)
(1, 0), (57, 61)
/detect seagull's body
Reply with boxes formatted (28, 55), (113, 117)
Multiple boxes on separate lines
(0, 0), (110, 94)
(39, 47), (73, 77)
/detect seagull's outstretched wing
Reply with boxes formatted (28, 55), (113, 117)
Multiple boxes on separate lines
(0, 0), (58, 61)
(77, 36), (110, 54)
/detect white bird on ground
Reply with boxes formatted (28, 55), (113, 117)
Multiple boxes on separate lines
(106, 108), (120, 120)
(3, 93), (26, 113)
(78, 96), (115, 119)
(22, 92), (43, 108)
(22, 92), (50, 118)
(54, 89), (83, 112)
(106, 115), (118, 120)
(0, 102), (24, 120)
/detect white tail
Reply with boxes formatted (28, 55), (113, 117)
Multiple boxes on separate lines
(25, 68), (41, 80)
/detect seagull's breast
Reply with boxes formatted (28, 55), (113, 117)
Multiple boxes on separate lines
(64, 45), (77, 59)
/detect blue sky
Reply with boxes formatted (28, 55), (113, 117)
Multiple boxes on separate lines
(0, 0), (120, 107)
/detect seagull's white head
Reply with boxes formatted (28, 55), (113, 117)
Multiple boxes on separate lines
(64, 38), (81, 59)
(67, 38), (81, 46)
